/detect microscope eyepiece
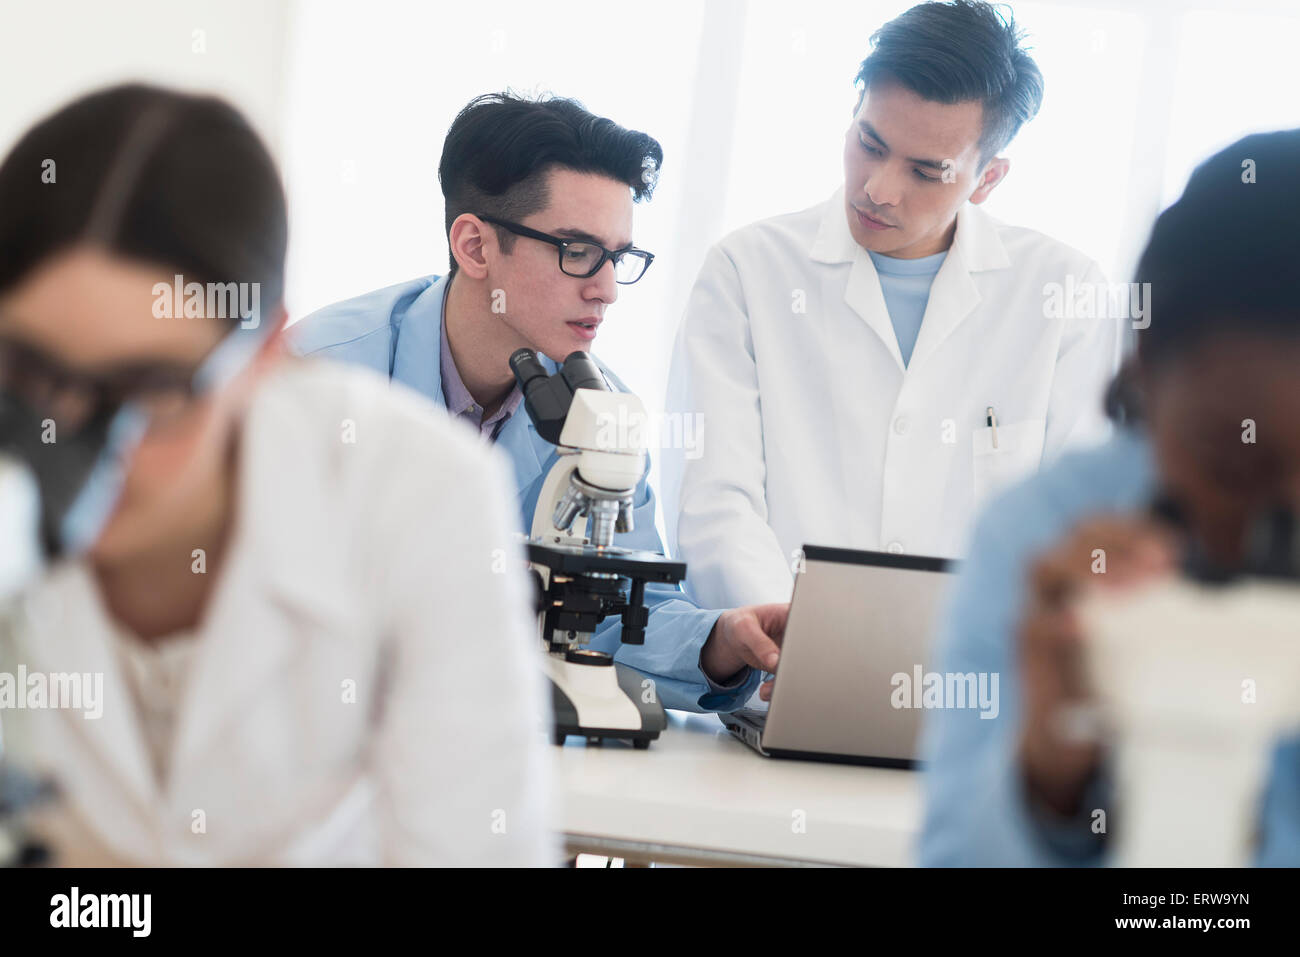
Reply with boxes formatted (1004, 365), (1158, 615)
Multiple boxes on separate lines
(1152, 489), (1300, 583)
(509, 349), (549, 394)
(559, 351), (606, 394)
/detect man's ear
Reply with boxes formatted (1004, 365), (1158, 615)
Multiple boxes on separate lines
(968, 156), (1010, 205)
(448, 214), (493, 280)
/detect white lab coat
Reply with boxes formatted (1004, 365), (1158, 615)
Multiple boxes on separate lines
(664, 188), (1121, 609)
(0, 360), (556, 866)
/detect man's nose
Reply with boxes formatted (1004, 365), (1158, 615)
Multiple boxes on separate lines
(862, 165), (903, 208)
(584, 259), (619, 305)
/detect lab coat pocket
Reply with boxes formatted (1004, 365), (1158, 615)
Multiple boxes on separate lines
(971, 418), (1046, 512)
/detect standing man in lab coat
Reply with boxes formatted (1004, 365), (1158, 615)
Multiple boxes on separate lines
(666, 0), (1122, 611)
(291, 93), (787, 712)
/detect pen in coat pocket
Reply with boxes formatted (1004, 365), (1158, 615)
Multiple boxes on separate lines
(985, 406), (998, 449)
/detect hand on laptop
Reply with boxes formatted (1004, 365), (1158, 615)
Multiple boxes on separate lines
(701, 603), (789, 697)
(1018, 515), (1178, 816)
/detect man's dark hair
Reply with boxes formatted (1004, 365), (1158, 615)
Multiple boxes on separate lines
(1134, 128), (1300, 370)
(0, 83), (287, 320)
(438, 92), (663, 275)
(854, 0), (1044, 161)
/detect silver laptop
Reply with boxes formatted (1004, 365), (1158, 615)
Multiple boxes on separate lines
(721, 544), (955, 767)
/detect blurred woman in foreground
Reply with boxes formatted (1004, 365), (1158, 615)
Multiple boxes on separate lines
(0, 85), (554, 865)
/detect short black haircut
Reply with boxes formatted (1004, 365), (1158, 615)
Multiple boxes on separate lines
(437, 92), (664, 275)
(0, 83), (287, 321)
(1135, 128), (1300, 370)
(855, 0), (1044, 161)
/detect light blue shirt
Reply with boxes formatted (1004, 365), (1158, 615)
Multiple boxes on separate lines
(919, 428), (1300, 866)
(288, 274), (761, 713)
(867, 249), (946, 368)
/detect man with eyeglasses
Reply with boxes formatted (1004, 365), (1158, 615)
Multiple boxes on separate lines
(290, 92), (787, 714)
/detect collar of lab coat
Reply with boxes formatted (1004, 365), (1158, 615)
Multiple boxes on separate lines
(808, 187), (1011, 370)
(16, 366), (365, 811)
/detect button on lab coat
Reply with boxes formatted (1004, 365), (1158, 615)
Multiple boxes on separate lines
(664, 188), (1122, 609)
(289, 276), (760, 713)
(0, 362), (555, 865)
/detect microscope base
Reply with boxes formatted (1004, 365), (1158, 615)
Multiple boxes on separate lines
(547, 655), (667, 748)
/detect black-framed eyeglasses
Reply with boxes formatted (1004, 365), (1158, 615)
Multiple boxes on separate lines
(0, 326), (257, 436)
(479, 215), (655, 285)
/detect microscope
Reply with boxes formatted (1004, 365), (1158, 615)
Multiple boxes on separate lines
(509, 348), (682, 748)
(1079, 503), (1300, 866)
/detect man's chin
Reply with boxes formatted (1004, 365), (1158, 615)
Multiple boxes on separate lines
(539, 339), (594, 364)
(848, 222), (905, 254)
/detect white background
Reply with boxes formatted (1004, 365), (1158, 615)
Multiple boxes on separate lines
(2, 0), (1299, 419)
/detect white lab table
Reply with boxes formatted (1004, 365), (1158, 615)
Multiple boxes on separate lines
(553, 710), (922, 867)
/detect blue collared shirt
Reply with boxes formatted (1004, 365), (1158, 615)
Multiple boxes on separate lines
(288, 274), (761, 713)
(918, 428), (1300, 866)
(867, 248), (946, 368)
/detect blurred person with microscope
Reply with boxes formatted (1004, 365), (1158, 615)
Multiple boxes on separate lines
(920, 129), (1300, 867)
(0, 84), (553, 866)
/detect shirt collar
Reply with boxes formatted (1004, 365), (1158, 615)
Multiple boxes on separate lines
(438, 298), (477, 418)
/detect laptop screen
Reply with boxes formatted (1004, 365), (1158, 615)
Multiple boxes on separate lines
(761, 545), (957, 763)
